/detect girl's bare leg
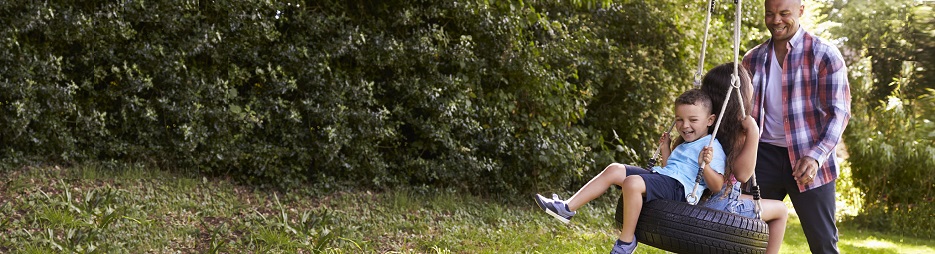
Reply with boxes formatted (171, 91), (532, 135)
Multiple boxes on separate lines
(741, 194), (788, 254)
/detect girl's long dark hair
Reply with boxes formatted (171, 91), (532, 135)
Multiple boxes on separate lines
(700, 63), (753, 195)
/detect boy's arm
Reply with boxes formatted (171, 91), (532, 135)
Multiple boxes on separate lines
(658, 132), (672, 167)
(699, 146), (724, 192)
(733, 116), (760, 183)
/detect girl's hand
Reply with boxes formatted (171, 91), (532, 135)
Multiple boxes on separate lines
(742, 115), (758, 132)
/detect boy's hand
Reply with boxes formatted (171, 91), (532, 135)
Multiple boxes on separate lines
(659, 132), (671, 146)
(698, 146), (714, 166)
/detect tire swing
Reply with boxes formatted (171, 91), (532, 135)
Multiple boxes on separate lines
(612, 1), (769, 253)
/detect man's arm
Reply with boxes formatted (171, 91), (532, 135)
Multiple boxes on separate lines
(806, 48), (851, 168)
(795, 47), (851, 185)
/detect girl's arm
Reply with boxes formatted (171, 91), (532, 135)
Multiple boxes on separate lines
(699, 146), (724, 192)
(733, 116), (760, 183)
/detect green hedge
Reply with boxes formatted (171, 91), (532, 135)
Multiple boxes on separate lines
(829, 0), (935, 237)
(1, 0), (747, 192)
(844, 57), (935, 237)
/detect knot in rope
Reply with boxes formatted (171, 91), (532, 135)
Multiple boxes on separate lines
(693, 70), (705, 88)
(730, 74), (741, 89)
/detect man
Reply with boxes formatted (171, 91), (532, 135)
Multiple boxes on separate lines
(742, 0), (851, 253)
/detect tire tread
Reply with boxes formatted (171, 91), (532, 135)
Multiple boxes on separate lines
(615, 198), (770, 254)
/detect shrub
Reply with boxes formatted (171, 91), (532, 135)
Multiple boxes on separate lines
(843, 57), (935, 237)
(0, 0), (749, 193)
(829, 0), (935, 237)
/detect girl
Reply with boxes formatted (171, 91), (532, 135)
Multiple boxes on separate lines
(698, 62), (788, 254)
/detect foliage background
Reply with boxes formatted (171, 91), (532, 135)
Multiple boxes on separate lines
(0, 0), (761, 194)
(820, 0), (935, 238)
(1, 0), (932, 238)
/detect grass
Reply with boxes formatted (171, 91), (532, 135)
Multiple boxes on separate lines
(1, 165), (933, 253)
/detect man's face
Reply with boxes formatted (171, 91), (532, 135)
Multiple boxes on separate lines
(764, 0), (803, 43)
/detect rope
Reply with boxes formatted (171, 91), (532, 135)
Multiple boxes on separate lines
(646, 120), (676, 171)
(687, 0), (760, 212)
(693, 0), (717, 87)
(730, 0), (762, 219)
(687, 82), (736, 205)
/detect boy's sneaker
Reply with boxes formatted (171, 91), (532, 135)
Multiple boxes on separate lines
(610, 237), (638, 254)
(533, 193), (576, 224)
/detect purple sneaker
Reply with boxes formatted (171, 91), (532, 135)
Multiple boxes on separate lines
(610, 237), (638, 254)
(533, 193), (576, 224)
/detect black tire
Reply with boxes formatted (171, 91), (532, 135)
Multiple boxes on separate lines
(614, 196), (769, 254)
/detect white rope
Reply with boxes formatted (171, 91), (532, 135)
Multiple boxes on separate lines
(685, 0), (717, 205)
(730, 0), (761, 219)
(658, 0), (716, 176)
(688, 82), (735, 205)
(693, 0), (716, 87)
(648, 119), (677, 173)
(733, 0), (746, 117)
(689, 0), (754, 208)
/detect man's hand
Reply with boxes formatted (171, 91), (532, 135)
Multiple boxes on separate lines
(793, 157), (819, 185)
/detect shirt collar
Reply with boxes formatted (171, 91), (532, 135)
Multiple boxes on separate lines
(767, 25), (806, 51)
(788, 25), (806, 49)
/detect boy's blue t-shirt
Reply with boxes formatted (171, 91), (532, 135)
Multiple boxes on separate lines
(652, 134), (726, 199)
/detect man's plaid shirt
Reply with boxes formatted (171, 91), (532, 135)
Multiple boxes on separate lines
(742, 27), (851, 192)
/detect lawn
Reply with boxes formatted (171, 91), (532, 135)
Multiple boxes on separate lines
(1, 165), (932, 253)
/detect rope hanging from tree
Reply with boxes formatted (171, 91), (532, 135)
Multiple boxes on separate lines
(646, 0), (717, 172)
(617, 3), (772, 253)
(647, 0), (764, 220)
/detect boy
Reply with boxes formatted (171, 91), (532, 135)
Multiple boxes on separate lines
(534, 88), (726, 254)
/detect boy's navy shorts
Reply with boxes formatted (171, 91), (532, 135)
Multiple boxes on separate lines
(623, 165), (686, 203)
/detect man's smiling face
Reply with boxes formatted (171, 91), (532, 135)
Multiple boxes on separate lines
(765, 0), (803, 44)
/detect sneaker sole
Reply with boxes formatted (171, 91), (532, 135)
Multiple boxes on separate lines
(544, 208), (571, 224)
(533, 194), (570, 224)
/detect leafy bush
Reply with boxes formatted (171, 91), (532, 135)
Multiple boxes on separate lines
(844, 57), (935, 237)
(0, 0), (753, 193)
(827, 0), (935, 237)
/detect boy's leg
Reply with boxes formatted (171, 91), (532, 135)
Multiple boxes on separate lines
(618, 175), (646, 243)
(566, 164), (651, 211)
(612, 173), (683, 254)
(535, 164), (652, 224)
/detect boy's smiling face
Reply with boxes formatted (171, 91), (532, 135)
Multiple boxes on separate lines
(674, 103), (715, 143)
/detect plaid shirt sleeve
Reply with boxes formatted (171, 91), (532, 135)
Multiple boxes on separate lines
(787, 32), (852, 191)
(803, 42), (850, 169)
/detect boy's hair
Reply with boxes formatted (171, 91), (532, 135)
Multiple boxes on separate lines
(674, 88), (713, 114)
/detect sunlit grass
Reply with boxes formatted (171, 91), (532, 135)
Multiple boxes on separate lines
(0, 165), (932, 253)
